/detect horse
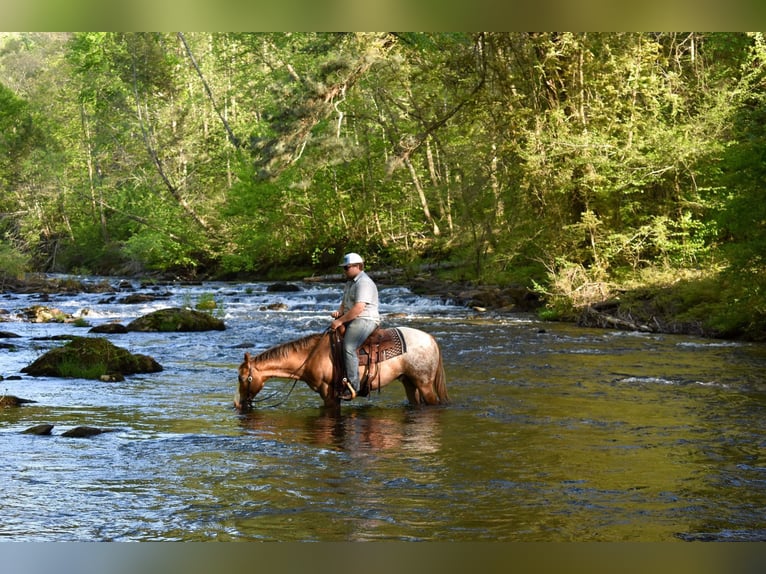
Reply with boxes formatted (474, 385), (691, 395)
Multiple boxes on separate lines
(235, 326), (448, 410)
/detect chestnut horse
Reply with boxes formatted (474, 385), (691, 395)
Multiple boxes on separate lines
(235, 327), (448, 410)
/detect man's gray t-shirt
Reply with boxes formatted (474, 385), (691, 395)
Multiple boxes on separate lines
(342, 271), (380, 323)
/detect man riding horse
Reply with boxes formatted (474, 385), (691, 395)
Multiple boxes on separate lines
(236, 251), (448, 411)
(329, 252), (380, 401)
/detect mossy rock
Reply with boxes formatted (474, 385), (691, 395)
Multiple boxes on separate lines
(1, 395), (37, 408)
(20, 305), (73, 323)
(20, 337), (162, 379)
(126, 307), (225, 332)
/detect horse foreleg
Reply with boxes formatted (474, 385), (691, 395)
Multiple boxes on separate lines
(322, 395), (340, 409)
(318, 383), (340, 408)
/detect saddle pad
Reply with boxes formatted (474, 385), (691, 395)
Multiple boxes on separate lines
(358, 327), (406, 363)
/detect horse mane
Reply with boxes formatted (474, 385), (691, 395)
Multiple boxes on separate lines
(253, 332), (324, 363)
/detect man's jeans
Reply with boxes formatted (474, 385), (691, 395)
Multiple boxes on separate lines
(342, 318), (378, 390)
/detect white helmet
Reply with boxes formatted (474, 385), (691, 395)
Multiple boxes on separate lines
(339, 252), (364, 266)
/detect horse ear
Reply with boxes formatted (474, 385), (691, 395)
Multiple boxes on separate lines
(244, 352), (251, 361)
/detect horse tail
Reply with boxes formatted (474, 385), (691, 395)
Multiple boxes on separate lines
(433, 342), (449, 404)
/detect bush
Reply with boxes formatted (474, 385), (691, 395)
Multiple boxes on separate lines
(0, 241), (29, 281)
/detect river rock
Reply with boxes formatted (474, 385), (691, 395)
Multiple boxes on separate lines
(0, 330), (21, 338)
(89, 323), (129, 334)
(0, 395), (37, 408)
(19, 305), (73, 323)
(21, 424), (54, 435)
(126, 307), (225, 332)
(20, 336), (162, 379)
(61, 426), (110, 438)
(267, 282), (302, 292)
(119, 293), (164, 304)
(260, 302), (288, 311)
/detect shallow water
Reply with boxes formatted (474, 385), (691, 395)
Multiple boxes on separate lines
(1, 277), (765, 541)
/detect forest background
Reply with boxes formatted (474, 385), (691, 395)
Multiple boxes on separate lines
(0, 32), (764, 340)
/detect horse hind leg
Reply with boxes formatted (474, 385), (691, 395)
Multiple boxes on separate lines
(402, 378), (422, 405)
(416, 384), (440, 405)
(402, 377), (439, 406)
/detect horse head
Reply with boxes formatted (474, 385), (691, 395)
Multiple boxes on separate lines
(235, 352), (264, 411)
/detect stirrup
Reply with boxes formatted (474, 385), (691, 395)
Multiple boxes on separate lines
(340, 378), (357, 401)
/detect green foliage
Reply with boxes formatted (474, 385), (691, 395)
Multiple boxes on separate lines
(1, 32), (764, 338)
(121, 231), (197, 273)
(0, 240), (29, 279)
(716, 35), (766, 273)
(0, 83), (34, 173)
(57, 357), (108, 379)
(189, 292), (225, 318)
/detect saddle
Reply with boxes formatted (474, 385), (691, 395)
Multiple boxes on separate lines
(329, 327), (407, 397)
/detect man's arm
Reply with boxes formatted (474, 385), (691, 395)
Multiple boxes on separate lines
(331, 301), (366, 330)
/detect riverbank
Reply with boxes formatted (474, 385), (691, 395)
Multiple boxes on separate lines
(308, 263), (765, 342)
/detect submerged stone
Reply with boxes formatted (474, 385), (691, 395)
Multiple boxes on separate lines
(89, 323), (128, 334)
(61, 426), (108, 438)
(21, 424), (54, 435)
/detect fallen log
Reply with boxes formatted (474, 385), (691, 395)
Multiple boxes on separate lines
(579, 306), (653, 332)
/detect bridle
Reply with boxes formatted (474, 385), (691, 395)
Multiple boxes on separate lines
(240, 359), (291, 408)
(239, 331), (329, 409)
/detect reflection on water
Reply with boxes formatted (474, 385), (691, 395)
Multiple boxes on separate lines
(1, 278), (766, 541)
(239, 406), (443, 455)
(230, 407), (448, 541)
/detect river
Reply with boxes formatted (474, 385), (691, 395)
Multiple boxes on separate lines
(1, 276), (765, 542)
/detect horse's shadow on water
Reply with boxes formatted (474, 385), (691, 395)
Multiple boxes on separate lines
(237, 404), (445, 455)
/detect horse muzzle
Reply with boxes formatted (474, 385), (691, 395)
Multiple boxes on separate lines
(234, 377), (260, 412)
(234, 394), (251, 412)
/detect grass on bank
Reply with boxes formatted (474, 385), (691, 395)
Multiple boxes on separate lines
(536, 263), (766, 341)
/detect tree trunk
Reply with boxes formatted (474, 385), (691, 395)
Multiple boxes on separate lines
(80, 105), (108, 243)
(405, 157), (440, 236)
